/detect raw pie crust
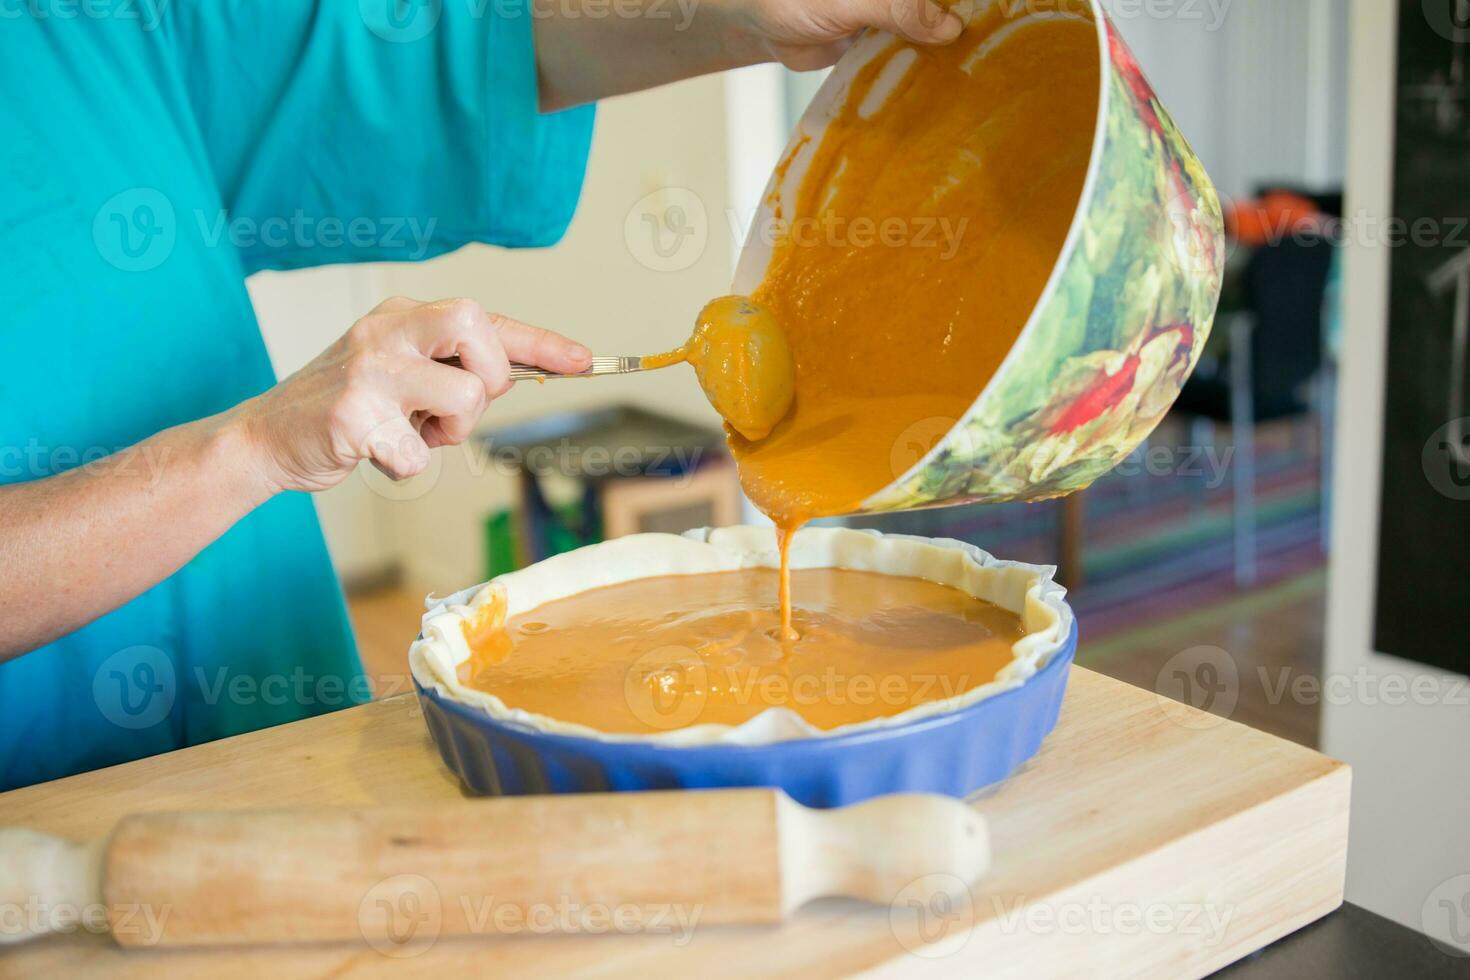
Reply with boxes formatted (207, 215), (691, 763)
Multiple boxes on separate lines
(409, 526), (1073, 746)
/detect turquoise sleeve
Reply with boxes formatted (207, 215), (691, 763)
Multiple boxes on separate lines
(167, 0), (594, 272)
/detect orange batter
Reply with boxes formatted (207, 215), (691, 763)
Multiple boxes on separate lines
(728, 6), (1099, 634)
(644, 295), (796, 442)
(458, 10), (1093, 726)
(458, 567), (1024, 732)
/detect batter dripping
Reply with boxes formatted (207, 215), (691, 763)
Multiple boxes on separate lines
(459, 9), (1095, 723)
(728, 5), (1099, 635)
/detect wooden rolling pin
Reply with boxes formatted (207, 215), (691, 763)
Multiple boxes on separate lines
(0, 789), (988, 948)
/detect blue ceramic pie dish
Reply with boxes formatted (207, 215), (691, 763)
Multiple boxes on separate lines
(414, 622), (1077, 809)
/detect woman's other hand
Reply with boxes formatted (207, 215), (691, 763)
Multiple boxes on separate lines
(235, 296), (591, 493)
(534, 0), (967, 110)
(735, 0), (968, 71)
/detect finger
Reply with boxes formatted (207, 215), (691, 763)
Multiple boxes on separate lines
(421, 416), (456, 450)
(391, 360), (490, 446)
(779, 38), (856, 71)
(395, 298), (489, 358)
(362, 415), (431, 481)
(450, 320), (514, 400)
(381, 298), (514, 398)
(490, 313), (593, 374)
(881, 0), (966, 44)
(413, 411), (461, 450)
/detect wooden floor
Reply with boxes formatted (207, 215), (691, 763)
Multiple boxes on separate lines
(1078, 570), (1325, 747)
(347, 570), (1326, 749)
(345, 587), (431, 702)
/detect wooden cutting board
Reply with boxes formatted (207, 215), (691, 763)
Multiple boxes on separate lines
(0, 668), (1349, 978)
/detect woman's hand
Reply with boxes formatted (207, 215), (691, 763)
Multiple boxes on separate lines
(0, 296), (589, 659)
(534, 0), (966, 110)
(734, 0), (968, 71)
(235, 296), (591, 494)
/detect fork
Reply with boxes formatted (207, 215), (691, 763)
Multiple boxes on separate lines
(435, 354), (652, 382)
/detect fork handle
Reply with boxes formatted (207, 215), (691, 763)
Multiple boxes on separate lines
(434, 355), (645, 381)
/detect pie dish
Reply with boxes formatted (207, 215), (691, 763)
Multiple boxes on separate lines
(410, 526), (1077, 807)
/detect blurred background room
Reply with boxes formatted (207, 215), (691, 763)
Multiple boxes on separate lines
(246, 0), (1466, 950)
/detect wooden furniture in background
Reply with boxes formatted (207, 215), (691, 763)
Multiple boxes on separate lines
(1057, 494), (1086, 590)
(600, 455), (742, 538)
(483, 405), (732, 568)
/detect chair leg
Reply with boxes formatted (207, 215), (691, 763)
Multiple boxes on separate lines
(1056, 493), (1085, 591)
(1190, 416), (1214, 518)
(1316, 367), (1334, 553)
(1230, 316), (1257, 587)
(1128, 436), (1151, 505)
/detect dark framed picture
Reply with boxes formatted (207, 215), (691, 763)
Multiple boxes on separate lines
(1373, 0), (1470, 676)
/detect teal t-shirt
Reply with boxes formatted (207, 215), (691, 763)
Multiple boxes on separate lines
(0, 0), (594, 789)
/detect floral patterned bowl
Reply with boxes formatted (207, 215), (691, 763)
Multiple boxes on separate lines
(732, 1), (1224, 511)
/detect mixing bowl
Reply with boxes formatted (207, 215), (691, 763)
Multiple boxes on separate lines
(733, 0), (1224, 513)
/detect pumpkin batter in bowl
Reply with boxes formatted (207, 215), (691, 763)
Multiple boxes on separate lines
(644, 295), (796, 443)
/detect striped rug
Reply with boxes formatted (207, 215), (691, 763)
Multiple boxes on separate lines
(848, 425), (1328, 642)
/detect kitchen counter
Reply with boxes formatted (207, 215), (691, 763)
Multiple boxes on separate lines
(1219, 903), (1466, 979)
(0, 668), (1352, 977)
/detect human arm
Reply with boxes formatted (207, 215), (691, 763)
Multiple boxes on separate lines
(0, 298), (587, 662)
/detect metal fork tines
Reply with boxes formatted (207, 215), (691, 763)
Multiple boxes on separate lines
(435, 355), (647, 381)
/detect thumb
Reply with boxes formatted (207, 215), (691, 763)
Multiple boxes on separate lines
(883, 0), (967, 44)
(362, 415), (432, 482)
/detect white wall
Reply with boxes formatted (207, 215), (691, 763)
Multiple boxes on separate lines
(1106, 0), (1348, 199)
(1323, 0), (1470, 949)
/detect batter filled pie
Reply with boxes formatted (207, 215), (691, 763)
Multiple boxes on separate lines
(457, 565), (1026, 733)
(411, 527), (1072, 743)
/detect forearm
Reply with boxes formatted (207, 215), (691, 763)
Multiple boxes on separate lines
(0, 411), (274, 661)
(533, 0), (762, 110)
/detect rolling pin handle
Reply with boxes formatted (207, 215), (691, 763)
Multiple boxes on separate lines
(0, 829), (106, 945)
(777, 793), (990, 914)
